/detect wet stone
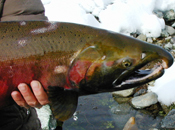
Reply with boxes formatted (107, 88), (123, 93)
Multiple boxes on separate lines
(164, 42), (173, 50)
(152, 37), (157, 42)
(170, 36), (175, 44)
(161, 30), (169, 37)
(172, 22), (175, 28)
(149, 128), (159, 130)
(137, 34), (147, 41)
(165, 36), (172, 43)
(171, 50), (175, 57)
(172, 44), (175, 49)
(147, 37), (153, 43)
(161, 109), (175, 128)
(112, 88), (135, 97)
(113, 96), (132, 104)
(123, 117), (138, 130)
(133, 89), (147, 97)
(163, 9), (175, 21)
(165, 25), (175, 35)
(131, 92), (158, 109)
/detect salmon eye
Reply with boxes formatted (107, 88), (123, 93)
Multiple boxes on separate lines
(122, 60), (132, 68)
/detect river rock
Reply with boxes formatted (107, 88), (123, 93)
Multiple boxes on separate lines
(131, 92), (158, 109)
(165, 25), (175, 35)
(137, 34), (147, 41)
(147, 37), (153, 43)
(161, 109), (175, 128)
(170, 36), (175, 44)
(123, 117), (138, 130)
(113, 96), (132, 104)
(170, 37), (175, 49)
(165, 36), (172, 43)
(164, 42), (173, 50)
(163, 9), (175, 21)
(161, 30), (169, 37)
(172, 22), (175, 28)
(133, 89), (147, 97)
(112, 88), (135, 97)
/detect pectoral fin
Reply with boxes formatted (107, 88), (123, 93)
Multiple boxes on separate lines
(48, 86), (79, 122)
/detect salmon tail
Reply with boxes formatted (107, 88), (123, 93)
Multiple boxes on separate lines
(47, 86), (79, 122)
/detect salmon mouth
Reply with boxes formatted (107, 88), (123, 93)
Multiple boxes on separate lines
(112, 62), (165, 89)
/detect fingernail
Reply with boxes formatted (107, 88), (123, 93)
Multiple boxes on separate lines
(32, 82), (40, 91)
(18, 84), (26, 92)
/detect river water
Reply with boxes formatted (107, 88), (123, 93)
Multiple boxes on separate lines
(63, 93), (163, 130)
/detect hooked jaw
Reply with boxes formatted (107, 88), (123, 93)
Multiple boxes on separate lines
(112, 50), (174, 90)
(113, 64), (164, 89)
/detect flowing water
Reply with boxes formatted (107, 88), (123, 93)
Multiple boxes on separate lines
(63, 93), (163, 130)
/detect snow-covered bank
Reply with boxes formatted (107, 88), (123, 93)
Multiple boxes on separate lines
(42, 0), (100, 27)
(41, 0), (175, 37)
(99, 0), (165, 37)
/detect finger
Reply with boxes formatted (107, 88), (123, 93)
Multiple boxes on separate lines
(11, 91), (29, 109)
(31, 80), (49, 106)
(18, 83), (42, 108)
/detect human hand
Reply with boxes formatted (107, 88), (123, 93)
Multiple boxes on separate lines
(11, 80), (49, 109)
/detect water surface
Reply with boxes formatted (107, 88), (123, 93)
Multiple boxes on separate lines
(63, 93), (163, 130)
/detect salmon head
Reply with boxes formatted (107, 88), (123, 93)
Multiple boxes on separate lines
(68, 32), (174, 94)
